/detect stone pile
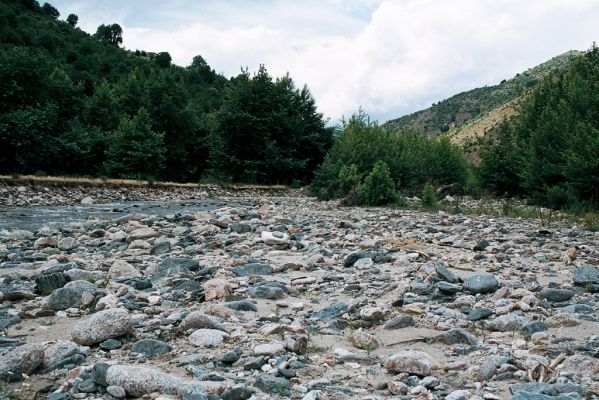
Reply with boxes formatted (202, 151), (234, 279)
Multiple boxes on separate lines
(0, 195), (598, 399)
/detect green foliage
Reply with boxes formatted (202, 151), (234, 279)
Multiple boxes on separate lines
(66, 13), (77, 27)
(311, 110), (468, 200)
(0, 0), (330, 183)
(478, 45), (599, 209)
(93, 23), (123, 46)
(383, 51), (582, 135)
(103, 108), (165, 179)
(359, 161), (398, 206)
(211, 65), (332, 184)
(420, 183), (438, 209)
(338, 164), (360, 196)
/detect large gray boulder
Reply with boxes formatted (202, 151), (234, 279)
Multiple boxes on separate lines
(0, 343), (45, 381)
(72, 308), (132, 345)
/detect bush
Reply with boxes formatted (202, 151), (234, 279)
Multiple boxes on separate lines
(310, 111), (469, 201)
(420, 183), (438, 209)
(359, 161), (398, 206)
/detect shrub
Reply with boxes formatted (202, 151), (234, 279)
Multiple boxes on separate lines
(420, 183), (438, 209)
(359, 161), (398, 206)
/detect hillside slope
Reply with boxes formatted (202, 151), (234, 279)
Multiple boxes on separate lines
(382, 51), (582, 136)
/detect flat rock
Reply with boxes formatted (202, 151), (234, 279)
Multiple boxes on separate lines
(385, 350), (433, 376)
(188, 329), (230, 347)
(131, 339), (172, 358)
(47, 280), (97, 310)
(105, 365), (182, 397)
(231, 263), (273, 276)
(312, 302), (349, 320)
(462, 272), (499, 294)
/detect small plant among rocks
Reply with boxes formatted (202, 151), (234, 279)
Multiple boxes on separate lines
(420, 183), (438, 209)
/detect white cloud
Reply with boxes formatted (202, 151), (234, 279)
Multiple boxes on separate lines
(52, 0), (599, 123)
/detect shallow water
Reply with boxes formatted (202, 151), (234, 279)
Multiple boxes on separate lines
(0, 199), (235, 231)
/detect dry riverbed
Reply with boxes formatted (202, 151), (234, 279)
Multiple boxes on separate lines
(1, 192), (598, 400)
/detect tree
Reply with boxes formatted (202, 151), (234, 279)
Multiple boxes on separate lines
(211, 65), (331, 184)
(155, 52), (171, 68)
(41, 2), (59, 19)
(103, 108), (165, 179)
(359, 161), (398, 206)
(93, 23), (123, 46)
(66, 13), (78, 27)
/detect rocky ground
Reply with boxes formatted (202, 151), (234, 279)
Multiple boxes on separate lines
(1, 193), (598, 400)
(0, 180), (299, 207)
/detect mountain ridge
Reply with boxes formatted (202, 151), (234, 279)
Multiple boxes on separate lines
(382, 50), (583, 136)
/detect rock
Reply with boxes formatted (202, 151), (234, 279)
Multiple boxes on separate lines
(100, 339), (122, 350)
(58, 237), (76, 250)
(231, 263), (273, 276)
(468, 308), (493, 321)
(180, 384), (208, 400)
(34, 272), (67, 295)
(108, 260), (142, 279)
(0, 343), (44, 381)
(225, 300), (258, 312)
(261, 231), (289, 246)
(131, 339), (171, 358)
(105, 365), (182, 397)
(47, 280), (96, 310)
(229, 223), (252, 234)
(179, 312), (228, 333)
(221, 386), (255, 400)
(350, 330), (380, 350)
(71, 308), (132, 345)
(106, 386), (127, 399)
(539, 287), (574, 302)
(254, 375), (290, 393)
(78, 378), (97, 393)
(204, 278), (235, 301)
(435, 264), (457, 283)
(254, 341), (285, 356)
(488, 313), (529, 332)
(34, 236), (58, 248)
(312, 302), (349, 320)
(152, 257), (197, 281)
(437, 281), (462, 293)
(150, 240), (171, 255)
(42, 340), (81, 372)
(80, 196), (94, 204)
(248, 281), (287, 299)
(434, 328), (478, 345)
(445, 390), (471, 400)
(572, 266), (599, 286)
(344, 251), (374, 268)
(284, 334), (308, 354)
(385, 350), (433, 376)
(462, 272), (499, 294)
(129, 227), (159, 240)
(385, 315), (414, 329)
(91, 362), (110, 386)
(510, 382), (583, 397)
(521, 321), (548, 337)
(188, 329), (230, 347)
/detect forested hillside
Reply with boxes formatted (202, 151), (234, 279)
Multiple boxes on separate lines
(382, 51), (581, 136)
(478, 45), (599, 209)
(0, 0), (332, 184)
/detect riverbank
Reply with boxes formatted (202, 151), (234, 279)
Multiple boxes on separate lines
(0, 196), (598, 399)
(0, 175), (302, 207)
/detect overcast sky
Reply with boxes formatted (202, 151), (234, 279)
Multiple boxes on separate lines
(50, 0), (599, 123)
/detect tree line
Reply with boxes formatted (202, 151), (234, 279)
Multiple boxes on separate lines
(312, 46), (598, 210)
(0, 0), (332, 184)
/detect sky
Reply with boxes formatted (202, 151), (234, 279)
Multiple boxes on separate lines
(50, 0), (599, 124)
